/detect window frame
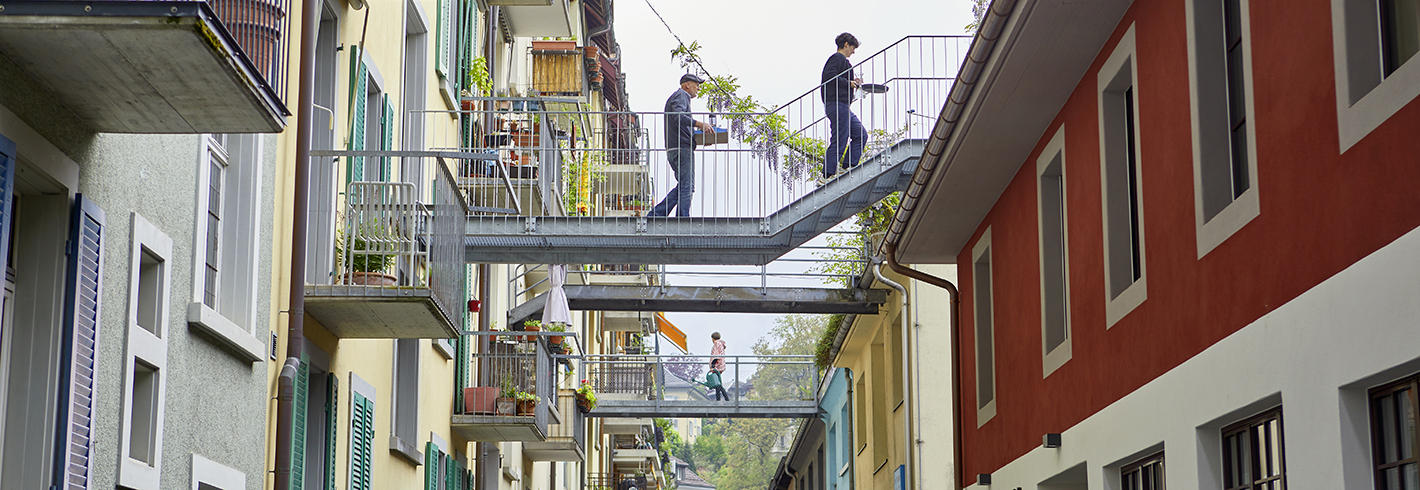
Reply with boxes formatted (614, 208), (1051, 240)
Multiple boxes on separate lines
(1121, 451), (1166, 490)
(1187, 0), (1262, 258)
(1036, 126), (1072, 377)
(971, 227), (997, 426)
(188, 135), (266, 362)
(191, 453), (246, 490)
(390, 339), (423, 463)
(119, 213), (172, 490)
(1096, 24), (1148, 328)
(1370, 375), (1420, 489)
(1330, 0), (1420, 151)
(1221, 407), (1286, 490)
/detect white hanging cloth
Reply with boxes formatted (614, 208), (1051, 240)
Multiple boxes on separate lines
(541, 264), (572, 326)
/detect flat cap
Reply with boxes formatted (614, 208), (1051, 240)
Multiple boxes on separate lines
(680, 73), (706, 84)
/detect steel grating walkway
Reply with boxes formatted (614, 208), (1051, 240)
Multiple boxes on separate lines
(464, 139), (925, 265)
(585, 400), (819, 419)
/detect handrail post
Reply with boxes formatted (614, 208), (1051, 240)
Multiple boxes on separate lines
(734, 356), (741, 410)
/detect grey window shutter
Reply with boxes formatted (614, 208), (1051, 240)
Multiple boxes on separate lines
(0, 134), (15, 267)
(53, 194), (105, 490)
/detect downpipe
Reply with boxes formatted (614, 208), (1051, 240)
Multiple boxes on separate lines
(276, 0), (322, 487)
(872, 259), (914, 490)
(884, 241), (961, 488)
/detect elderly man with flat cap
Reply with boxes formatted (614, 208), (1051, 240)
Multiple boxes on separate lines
(647, 73), (716, 217)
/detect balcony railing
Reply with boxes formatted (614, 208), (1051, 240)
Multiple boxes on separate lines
(581, 354), (820, 419)
(302, 157), (467, 338)
(453, 331), (582, 442)
(587, 472), (661, 490)
(209, 0), (292, 106)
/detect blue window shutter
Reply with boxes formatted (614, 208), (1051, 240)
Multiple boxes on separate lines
(348, 49), (368, 187)
(289, 359), (310, 490)
(53, 193), (105, 490)
(325, 373), (339, 490)
(0, 134), (15, 268)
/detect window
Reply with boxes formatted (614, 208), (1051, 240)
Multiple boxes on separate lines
(349, 51), (389, 185)
(1222, 408), (1285, 490)
(855, 375), (868, 455)
(1036, 127), (1072, 376)
(308, 3), (341, 285)
(1096, 25), (1148, 328)
(1122, 453), (1166, 490)
(1371, 375), (1419, 490)
(871, 334), (888, 472)
(189, 134), (265, 362)
(971, 227), (996, 426)
(192, 453), (246, 490)
(120, 214), (172, 490)
(840, 403), (851, 476)
(402, 0), (431, 196)
(391, 339), (422, 462)
(1188, 0), (1261, 257)
(1330, 0), (1420, 150)
(434, 0), (461, 109)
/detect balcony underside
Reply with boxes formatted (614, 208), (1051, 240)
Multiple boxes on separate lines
(524, 440), (584, 462)
(508, 285), (889, 328)
(588, 400), (820, 419)
(0, 1), (286, 133)
(601, 417), (654, 434)
(304, 286), (457, 338)
(451, 414), (546, 442)
(501, 0), (573, 37)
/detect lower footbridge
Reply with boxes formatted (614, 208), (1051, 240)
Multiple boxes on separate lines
(582, 354), (822, 419)
(506, 284), (886, 328)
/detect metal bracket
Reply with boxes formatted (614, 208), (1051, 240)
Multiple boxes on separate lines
(759, 218), (771, 234)
(636, 217), (648, 233)
(524, 217), (537, 233)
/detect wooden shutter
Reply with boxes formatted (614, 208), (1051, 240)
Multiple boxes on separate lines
(348, 48), (368, 187)
(289, 359), (310, 490)
(435, 0), (450, 78)
(53, 194), (105, 490)
(0, 135), (15, 267)
(455, 330), (469, 413)
(381, 96), (394, 182)
(424, 442), (439, 490)
(350, 392), (374, 490)
(325, 373), (339, 490)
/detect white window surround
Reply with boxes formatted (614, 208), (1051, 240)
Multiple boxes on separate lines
(1187, 0), (1262, 258)
(188, 135), (264, 363)
(390, 339), (422, 464)
(120, 213), (171, 490)
(1096, 24), (1149, 329)
(1036, 126), (1073, 378)
(1330, 0), (1420, 152)
(971, 227), (997, 427)
(191, 453), (245, 490)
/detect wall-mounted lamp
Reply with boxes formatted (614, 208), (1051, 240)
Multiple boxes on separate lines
(1043, 433), (1062, 448)
(977, 473), (992, 485)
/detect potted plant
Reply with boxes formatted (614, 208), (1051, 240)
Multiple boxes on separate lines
(575, 379), (597, 413)
(520, 320), (542, 342)
(335, 224), (398, 285)
(514, 390), (538, 415)
(496, 375), (517, 415)
(545, 323), (567, 347)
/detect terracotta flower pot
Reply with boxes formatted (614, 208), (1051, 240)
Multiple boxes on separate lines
(463, 387), (498, 414)
(344, 272), (396, 285)
(496, 397), (516, 416)
(520, 323), (541, 342)
(516, 399), (536, 416)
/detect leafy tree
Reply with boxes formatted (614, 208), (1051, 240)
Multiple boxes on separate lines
(692, 432), (727, 471)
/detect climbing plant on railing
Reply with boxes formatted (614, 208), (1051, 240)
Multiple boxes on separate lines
(671, 42), (829, 188)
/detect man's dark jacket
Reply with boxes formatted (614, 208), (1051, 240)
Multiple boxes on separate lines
(821, 52), (855, 105)
(665, 88), (697, 149)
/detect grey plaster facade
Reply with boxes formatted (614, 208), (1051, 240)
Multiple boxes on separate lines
(0, 47), (275, 490)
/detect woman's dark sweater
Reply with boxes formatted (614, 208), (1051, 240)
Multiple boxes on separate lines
(821, 52), (855, 105)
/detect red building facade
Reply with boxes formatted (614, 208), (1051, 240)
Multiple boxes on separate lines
(891, 0), (1420, 488)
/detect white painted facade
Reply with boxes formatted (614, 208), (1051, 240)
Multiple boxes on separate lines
(965, 225), (1420, 490)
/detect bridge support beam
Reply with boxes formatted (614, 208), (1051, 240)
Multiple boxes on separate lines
(507, 285), (887, 326)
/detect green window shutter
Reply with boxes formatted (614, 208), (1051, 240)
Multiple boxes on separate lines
(290, 359), (310, 490)
(381, 96), (394, 182)
(350, 392), (374, 490)
(444, 452), (456, 490)
(325, 373), (339, 490)
(424, 442), (439, 490)
(455, 327), (469, 413)
(435, 0), (450, 78)
(348, 48), (368, 187)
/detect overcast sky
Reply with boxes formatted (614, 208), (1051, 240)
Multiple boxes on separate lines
(609, 0), (977, 367)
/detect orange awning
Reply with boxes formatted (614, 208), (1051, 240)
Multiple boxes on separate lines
(655, 312), (688, 353)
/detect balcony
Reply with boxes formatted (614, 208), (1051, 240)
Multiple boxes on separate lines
(452, 332), (570, 442)
(303, 161), (466, 338)
(523, 388), (585, 461)
(589, 472), (662, 490)
(0, 1), (288, 133)
(497, 0), (574, 38)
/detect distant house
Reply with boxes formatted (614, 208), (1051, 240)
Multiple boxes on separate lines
(667, 455), (716, 490)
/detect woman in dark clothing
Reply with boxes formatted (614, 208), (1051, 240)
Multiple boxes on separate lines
(822, 32), (866, 179)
